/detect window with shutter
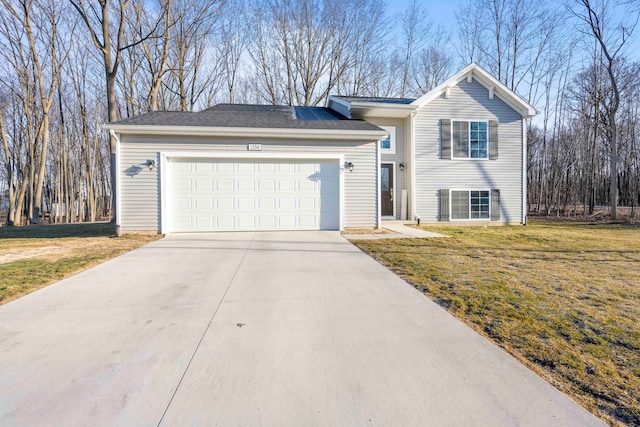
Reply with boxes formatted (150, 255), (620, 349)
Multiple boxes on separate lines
(449, 189), (493, 220)
(439, 189), (450, 221)
(447, 120), (498, 160)
(491, 189), (500, 220)
(489, 120), (499, 159)
(441, 119), (451, 160)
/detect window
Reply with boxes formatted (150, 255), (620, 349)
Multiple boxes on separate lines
(451, 190), (490, 220)
(379, 126), (396, 154)
(452, 121), (487, 159)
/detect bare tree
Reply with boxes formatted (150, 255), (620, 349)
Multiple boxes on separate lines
(573, 0), (638, 219)
(398, 0), (431, 97)
(69, 0), (164, 229)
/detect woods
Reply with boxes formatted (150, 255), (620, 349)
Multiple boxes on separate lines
(0, 0), (639, 226)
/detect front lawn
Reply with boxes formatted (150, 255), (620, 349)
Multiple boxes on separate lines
(353, 220), (640, 426)
(0, 223), (161, 304)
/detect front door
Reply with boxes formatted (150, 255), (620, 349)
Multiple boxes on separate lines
(381, 163), (394, 217)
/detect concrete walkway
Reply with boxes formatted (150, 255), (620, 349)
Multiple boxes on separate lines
(343, 222), (447, 240)
(0, 232), (603, 426)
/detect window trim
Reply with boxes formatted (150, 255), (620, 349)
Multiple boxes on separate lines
(449, 189), (491, 221)
(379, 126), (396, 154)
(451, 119), (489, 160)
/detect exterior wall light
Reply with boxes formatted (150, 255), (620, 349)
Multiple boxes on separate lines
(399, 163), (405, 171)
(145, 159), (156, 171)
(347, 161), (354, 172)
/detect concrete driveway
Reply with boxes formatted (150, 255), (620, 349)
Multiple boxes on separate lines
(0, 231), (603, 426)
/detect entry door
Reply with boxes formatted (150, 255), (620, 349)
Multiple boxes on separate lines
(381, 163), (394, 217)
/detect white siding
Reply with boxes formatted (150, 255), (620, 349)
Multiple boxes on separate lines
(364, 117), (409, 219)
(119, 135), (377, 231)
(414, 79), (524, 224)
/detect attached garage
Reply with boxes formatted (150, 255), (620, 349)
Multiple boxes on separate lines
(167, 157), (340, 232)
(105, 104), (386, 234)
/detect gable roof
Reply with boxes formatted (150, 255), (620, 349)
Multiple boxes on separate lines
(411, 63), (537, 118)
(328, 63), (537, 119)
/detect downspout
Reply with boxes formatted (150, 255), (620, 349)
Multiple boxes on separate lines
(109, 129), (122, 236)
(410, 111), (417, 222)
(522, 117), (528, 225)
(376, 135), (381, 229)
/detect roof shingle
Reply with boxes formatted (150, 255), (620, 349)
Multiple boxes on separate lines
(109, 104), (381, 131)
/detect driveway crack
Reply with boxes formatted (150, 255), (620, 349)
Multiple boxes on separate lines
(156, 232), (256, 426)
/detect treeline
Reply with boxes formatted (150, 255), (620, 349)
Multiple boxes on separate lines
(0, 0), (638, 225)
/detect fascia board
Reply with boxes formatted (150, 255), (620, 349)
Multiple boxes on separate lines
(328, 96), (352, 110)
(102, 124), (388, 141)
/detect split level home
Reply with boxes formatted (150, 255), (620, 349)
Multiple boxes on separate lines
(104, 63), (537, 234)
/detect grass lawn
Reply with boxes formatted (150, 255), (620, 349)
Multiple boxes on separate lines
(353, 219), (640, 426)
(0, 223), (161, 304)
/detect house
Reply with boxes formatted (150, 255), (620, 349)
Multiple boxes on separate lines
(104, 63), (536, 234)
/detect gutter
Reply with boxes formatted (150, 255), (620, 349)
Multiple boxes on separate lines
(102, 124), (387, 141)
(109, 129), (122, 235)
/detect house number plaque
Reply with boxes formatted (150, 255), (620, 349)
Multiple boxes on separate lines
(247, 143), (262, 151)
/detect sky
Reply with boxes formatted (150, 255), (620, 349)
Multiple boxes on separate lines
(386, 0), (640, 62)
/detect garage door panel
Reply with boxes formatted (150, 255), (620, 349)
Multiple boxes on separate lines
(258, 179), (276, 191)
(217, 180), (234, 191)
(258, 198), (276, 209)
(170, 158), (339, 232)
(195, 162), (212, 172)
(299, 216), (317, 228)
(279, 180), (295, 191)
(299, 197), (316, 209)
(174, 197), (192, 210)
(217, 197), (234, 209)
(196, 216), (213, 229)
(238, 179), (255, 191)
(237, 216), (255, 228)
(174, 178), (192, 191)
(216, 163), (233, 173)
(195, 179), (213, 191)
(279, 198), (295, 209)
(238, 163), (255, 173)
(217, 216), (234, 228)
(257, 216), (276, 228)
(238, 198), (255, 210)
(258, 162), (275, 173)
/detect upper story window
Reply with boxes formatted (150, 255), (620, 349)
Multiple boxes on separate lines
(452, 121), (488, 159)
(379, 126), (396, 154)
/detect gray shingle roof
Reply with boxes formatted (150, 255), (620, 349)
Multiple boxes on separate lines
(110, 104), (381, 131)
(334, 96), (415, 105)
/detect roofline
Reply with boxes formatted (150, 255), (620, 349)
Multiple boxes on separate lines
(102, 124), (388, 141)
(411, 63), (537, 118)
(328, 96), (352, 110)
(329, 95), (418, 119)
(350, 102), (417, 111)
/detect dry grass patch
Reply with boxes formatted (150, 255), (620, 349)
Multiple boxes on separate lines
(342, 227), (393, 234)
(353, 220), (640, 426)
(0, 223), (161, 304)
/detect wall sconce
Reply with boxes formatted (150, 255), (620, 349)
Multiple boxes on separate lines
(399, 163), (405, 171)
(347, 161), (354, 172)
(145, 159), (156, 171)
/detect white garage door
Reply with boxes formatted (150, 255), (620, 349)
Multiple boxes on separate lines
(169, 158), (340, 232)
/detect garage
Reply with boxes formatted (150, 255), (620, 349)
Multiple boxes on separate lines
(106, 103), (384, 233)
(168, 158), (340, 232)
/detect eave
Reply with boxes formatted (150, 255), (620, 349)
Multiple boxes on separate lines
(349, 102), (418, 119)
(102, 124), (388, 141)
